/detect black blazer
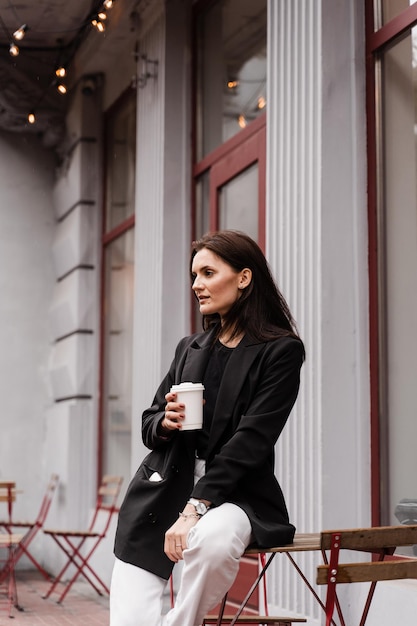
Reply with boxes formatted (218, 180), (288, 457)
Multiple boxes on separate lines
(114, 326), (304, 579)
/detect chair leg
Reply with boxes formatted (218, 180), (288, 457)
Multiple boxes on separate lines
(44, 535), (109, 604)
(43, 536), (89, 600)
(1, 543), (23, 617)
(55, 538), (109, 604)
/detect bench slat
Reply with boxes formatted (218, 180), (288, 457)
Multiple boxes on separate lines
(317, 559), (417, 584)
(246, 533), (321, 555)
(320, 525), (417, 552)
(203, 616), (306, 624)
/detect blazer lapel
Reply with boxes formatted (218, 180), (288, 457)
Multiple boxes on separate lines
(179, 326), (217, 384)
(206, 336), (265, 459)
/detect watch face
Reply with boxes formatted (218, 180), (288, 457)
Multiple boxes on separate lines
(195, 501), (207, 515)
(188, 498), (208, 515)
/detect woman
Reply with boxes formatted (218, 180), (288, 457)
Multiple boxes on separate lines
(110, 230), (305, 626)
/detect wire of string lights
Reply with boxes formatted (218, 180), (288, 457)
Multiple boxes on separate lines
(0, 0), (116, 125)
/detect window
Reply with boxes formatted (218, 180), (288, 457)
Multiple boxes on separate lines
(99, 89), (136, 485)
(368, 0), (417, 543)
(195, 0), (267, 161)
(193, 0), (267, 246)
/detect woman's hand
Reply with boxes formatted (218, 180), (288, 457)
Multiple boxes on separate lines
(159, 391), (185, 433)
(164, 510), (199, 562)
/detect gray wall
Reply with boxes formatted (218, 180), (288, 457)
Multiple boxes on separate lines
(0, 131), (56, 564)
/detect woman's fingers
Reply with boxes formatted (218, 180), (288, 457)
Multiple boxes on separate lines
(164, 392), (185, 430)
(164, 516), (198, 562)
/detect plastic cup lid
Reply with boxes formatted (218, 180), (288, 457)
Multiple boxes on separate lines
(171, 382), (205, 392)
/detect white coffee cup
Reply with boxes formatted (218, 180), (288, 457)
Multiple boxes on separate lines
(170, 382), (205, 430)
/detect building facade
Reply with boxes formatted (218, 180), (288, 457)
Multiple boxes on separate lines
(1, 0), (416, 623)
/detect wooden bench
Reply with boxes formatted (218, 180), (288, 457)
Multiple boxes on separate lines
(203, 616), (306, 625)
(316, 524), (417, 626)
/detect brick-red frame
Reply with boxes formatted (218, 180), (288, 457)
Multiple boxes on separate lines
(366, 1), (417, 525)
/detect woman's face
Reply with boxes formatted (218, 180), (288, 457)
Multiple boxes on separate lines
(191, 248), (250, 320)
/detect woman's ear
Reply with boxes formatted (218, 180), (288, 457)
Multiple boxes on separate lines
(239, 268), (252, 289)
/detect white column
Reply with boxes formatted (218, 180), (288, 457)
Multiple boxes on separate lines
(132, 0), (192, 469)
(266, 0), (368, 620)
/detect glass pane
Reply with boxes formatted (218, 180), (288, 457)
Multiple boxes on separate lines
(218, 163), (258, 241)
(381, 0), (417, 26)
(105, 92), (137, 232)
(102, 229), (135, 485)
(196, 0), (267, 160)
(380, 28), (417, 553)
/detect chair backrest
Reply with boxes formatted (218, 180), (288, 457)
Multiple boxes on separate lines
(0, 481), (17, 522)
(35, 473), (60, 527)
(88, 475), (123, 536)
(0, 483), (16, 502)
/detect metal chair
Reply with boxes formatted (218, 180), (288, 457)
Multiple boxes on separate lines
(0, 533), (23, 617)
(0, 473), (59, 581)
(43, 475), (123, 604)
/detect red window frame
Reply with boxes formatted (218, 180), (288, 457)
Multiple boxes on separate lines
(192, 113), (266, 250)
(97, 89), (136, 483)
(365, 1), (417, 525)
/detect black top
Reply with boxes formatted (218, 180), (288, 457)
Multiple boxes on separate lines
(196, 340), (234, 459)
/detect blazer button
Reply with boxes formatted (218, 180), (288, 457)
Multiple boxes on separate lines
(148, 512), (157, 524)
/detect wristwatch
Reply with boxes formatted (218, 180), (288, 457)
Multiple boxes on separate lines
(187, 498), (209, 516)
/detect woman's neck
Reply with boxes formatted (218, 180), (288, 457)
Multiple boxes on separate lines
(218, 330), (244, 348)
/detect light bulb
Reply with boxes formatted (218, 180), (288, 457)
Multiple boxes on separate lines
(57, 83), (67, 94)
(9, 43), (19, 56)
(257, 96), (266, 110)
(92, 19), (105, 32)
(103, 0), (113, 8)
(227, 80), (239, 90)
(238, 114), (247, 129)
(13, 24), (28, 41)
(55, 66), (66, 78)
(98, 11), (107, 20)
(28, 112), (35, 124)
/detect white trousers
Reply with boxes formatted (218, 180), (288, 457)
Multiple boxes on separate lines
(109, 502), (252, 626)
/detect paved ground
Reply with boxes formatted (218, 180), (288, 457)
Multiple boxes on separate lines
(0, 570), (110, 625)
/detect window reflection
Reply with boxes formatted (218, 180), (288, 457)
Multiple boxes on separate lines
(381, 0), (417, 26)
(379, 28), (417, 554)
(102, 230), (135, 482)
(105, 92), (136, 232)
(196, 0), (267, 159)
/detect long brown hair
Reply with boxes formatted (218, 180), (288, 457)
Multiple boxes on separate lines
(190, 230), (304, 350)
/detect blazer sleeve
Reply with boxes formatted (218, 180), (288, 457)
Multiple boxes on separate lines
(141, 336), (190, 450)
(191, 336), (304, 505)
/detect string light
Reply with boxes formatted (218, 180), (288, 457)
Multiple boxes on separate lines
(3, 2), (116, 125)
(257, 96), (266, 110)
(227, 80), (239, 90)
(238, 114), (247, 129)
(91, 18), (106, 32)
(9, 42), (19, 56)
(13, 24), (28, 41)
